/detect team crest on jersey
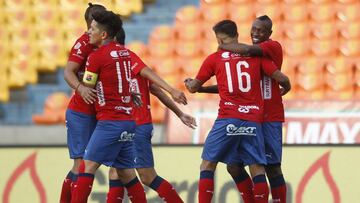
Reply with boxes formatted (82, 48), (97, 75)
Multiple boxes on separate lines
(226, 124), (256, 136)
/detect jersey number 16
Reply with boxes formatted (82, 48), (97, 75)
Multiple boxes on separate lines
(225, 61), (251, 93)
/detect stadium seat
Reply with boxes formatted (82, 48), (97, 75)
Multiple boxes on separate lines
(201, 0), (227, 4)
(174, 21), (203, 41)
(32, 92), (70, 125)
(296, 73), (325, 100)
(236, 21), (253, 44)
(339, 21), (360, 39)
(282, 2), (309, 22)
(174, 40), (202, 58)
(229, 0), (253, 3)
(325, 56), (355, 74)
(178, 56), (204, 76)
(148, 40), (175, 58)
(325, 72), (354, 100)
(254, 2), (282, 22)
(309, 2), (337, 22)
(297, 56), (326, 74)
(339, 38), (360, 56)
(283, 39), (310, 57)
(336, 2), (360, 22)
(310, 38), (338, 56)
(149, 25), (174, 43)
(200, 2), (228, 24)
(200, 37), (219, 56)
(147, 57), (178, 77)
(228, 2), (255, 23)
(311, 21), (339, 39)
(175, 5), (200, 23)
(150, 97), (166, 124)
(283, 21), (310, 40)
(126, 41), (149, 58)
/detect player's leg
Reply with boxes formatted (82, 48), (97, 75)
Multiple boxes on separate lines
(61, 109), (96, 203)
(134, 123), (183, 202)
(263, 122), (286, 202)
(236, 120), (269, 203)
(106, 167), (125, 203)
(198, 160), (217, 203)
(226, 165), (254, 203)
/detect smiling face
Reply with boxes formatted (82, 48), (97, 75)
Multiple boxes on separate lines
(250, 19), (272, 44)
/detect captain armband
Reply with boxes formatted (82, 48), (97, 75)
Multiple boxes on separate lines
(83, 71), (98, 85)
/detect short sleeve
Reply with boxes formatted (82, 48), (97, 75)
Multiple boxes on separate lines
(130, 51), (147, 76)
(85, 52), (102, 74)
(195, 54), (216, 83)
(261, 58), (278, 77)
(259, 40), (282, 68)
(68, 35), (94, 64)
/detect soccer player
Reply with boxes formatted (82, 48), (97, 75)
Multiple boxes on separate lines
(105, 24), (193, 203)
(71, 10), (146, 203)
(204, 15), (287, 203)
(60, 3), (105, 203)
(184, 20), (291, 203)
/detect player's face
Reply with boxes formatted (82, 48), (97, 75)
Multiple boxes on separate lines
(250, 20), (271, 44)
(89, 20), (103, 46)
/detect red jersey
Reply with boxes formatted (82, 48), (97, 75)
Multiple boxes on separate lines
(129, 51), (151, 125)
(67, 32), (97, 115)
(196, 50), (277, 122)
(85, 41), (133, 121)
(259, 40), (284, 122)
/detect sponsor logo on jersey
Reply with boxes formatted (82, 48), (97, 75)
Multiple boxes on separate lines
(238, 105), (260, 113)
(119, 131), (135, 141)
(221, 52), (230, 59)
(114, 106), (132, 114)
(96, 82), (105, 106)
(224, 102), (235, 106)
(74, 42), (81, 49)
(226, 124), (257, 136)
(263, 75), (272, 99)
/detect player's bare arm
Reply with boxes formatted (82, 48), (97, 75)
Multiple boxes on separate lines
(219, 43), (263, 56)
(150, 84), (196, 129)
(64, 61), (97, 104)
(184, 78), (204, 93)
(270, 70), (291, 96)
(81, 70), (98, 104)
(198, 85), (219, 94)
(139, 66), (187, 105)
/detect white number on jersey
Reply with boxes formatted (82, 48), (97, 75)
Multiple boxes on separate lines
(116, 61), (132, 94)
(225, 61), (251, 93)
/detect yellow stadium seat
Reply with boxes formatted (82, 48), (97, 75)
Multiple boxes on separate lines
(297, 56), (326, 74)
(32, 4), (61, 26)
(325, 72), (354, 100)
(175, 5), (200, 23)
(283, 21), (310, 40)
(147, 57), (178, 76)
(309, 2), (337, 22)
(310, 38), (338, 56)
(296, 72), (325, 100)
(3, 7), (33, 28)
(178, 56), (204, 76)
(227, 2), (255, 23)
(201, 37), (218, 56)
(339, 21), (360, 39)
(325, 56), (355, 74)
(336, 2), (360, 22)
(282, 3), (309, 22)
(311, 21), (338, 39)
(200, 2), (228, 24)
(339, 38), (360, 56)
(149, 25), (174, 43)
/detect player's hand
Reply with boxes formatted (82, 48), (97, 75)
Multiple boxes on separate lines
(280, 87), (290, 96)
(131, 91), (142, 107)
(170, 89), (187, 105)
(78, 84), (97, 104)
(179, 113), (197, 129)
(184, 78), (194, 93)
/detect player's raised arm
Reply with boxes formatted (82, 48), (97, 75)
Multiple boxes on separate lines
(139, 67), (187, 105)
(150, 83), (197, 129)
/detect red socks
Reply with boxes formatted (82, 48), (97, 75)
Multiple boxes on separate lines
(149, 176), (183, 203)
(71, 173), (94, 203)
(60, 171), (76, 203)
(125, 177), (147, 203)
(198, 170), (214, 203)
(232, 174), (255, 203)
(107, 180), (125, 203)
(252, 175), (269, 203)
(269, 175), (287, 203)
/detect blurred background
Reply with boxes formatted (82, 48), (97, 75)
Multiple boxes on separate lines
(0, 0), (359, 202)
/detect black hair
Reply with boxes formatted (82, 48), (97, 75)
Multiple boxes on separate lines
(92, 10), (123, 39)
(256, 15), (273, 31)
(212, 20), (238, 38)
(84, 3), (106, 23)
(115, 26), (126, 45)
